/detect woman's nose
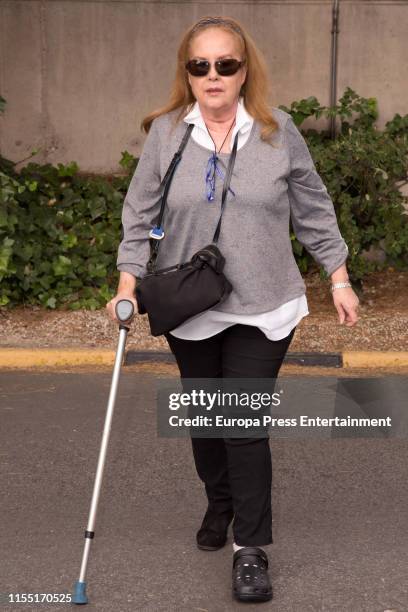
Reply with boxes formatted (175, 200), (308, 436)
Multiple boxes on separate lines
(207, 63), (219, 79)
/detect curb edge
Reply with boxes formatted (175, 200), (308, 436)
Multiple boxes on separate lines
(1, 349), (408, 369)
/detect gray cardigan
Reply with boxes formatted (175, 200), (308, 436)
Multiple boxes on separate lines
(117, 107), (349, 314)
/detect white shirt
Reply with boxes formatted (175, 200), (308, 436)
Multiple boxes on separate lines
(169, 97), (309, 341)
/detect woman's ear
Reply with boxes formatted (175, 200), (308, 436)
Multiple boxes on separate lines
(242, 67), (247, 88)
(239, 66), (247, 94)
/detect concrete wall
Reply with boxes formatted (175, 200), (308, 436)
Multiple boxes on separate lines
(0, 0), (407, 173)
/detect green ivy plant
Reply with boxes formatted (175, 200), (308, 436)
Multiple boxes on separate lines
(0, 162), (133, 309)
(280, 87), (408, 280)
(0, 88), (407, 309)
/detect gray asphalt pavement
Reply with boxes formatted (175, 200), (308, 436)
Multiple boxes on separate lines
(1, 370), (408, 612)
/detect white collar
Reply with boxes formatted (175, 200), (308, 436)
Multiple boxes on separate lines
(183, 96), (253, 135)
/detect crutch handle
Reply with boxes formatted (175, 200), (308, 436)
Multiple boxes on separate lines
(115, 299), (134, 323)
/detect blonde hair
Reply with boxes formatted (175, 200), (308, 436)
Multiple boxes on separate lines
(140, 16), (279, 143)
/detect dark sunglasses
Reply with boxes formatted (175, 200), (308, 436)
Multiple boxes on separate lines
(185, 58), (245, 77)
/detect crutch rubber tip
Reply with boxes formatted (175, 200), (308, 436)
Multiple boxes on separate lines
(72, 580), (88, 605)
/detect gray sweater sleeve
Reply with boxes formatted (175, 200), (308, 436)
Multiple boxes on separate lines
(285, 116), (349, 277)
(116, 118), (161, 278)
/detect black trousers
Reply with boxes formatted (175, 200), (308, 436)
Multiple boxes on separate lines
(164, 323), (296, 547)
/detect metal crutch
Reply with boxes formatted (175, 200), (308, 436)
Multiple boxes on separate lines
(72, 298), (135, 605)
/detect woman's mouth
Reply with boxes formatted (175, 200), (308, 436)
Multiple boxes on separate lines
(206, 89), (223, 94)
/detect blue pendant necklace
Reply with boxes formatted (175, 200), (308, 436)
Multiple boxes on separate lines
(204, 118), (236, 202)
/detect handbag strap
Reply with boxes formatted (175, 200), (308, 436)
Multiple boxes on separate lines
(156, 123), (194, 226)
(147, 124), (239, 273)
(212, 130), (238, 244)
(147, 123), (194, 273)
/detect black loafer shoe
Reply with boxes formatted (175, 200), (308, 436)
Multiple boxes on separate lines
(232, 546), (273, 602)
(196, 506), (234, 551)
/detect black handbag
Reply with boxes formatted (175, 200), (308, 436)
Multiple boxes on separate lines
(135, 123), (239, 337)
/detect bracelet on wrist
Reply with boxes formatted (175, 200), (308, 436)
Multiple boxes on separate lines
(331, 281), (352, 292)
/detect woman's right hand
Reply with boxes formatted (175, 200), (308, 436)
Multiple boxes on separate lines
(106, 291), (138, 323)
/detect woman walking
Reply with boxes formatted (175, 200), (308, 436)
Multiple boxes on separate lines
(107, 15), (359, 603)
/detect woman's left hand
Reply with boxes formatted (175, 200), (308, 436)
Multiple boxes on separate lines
(332, 287), (360, 326)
